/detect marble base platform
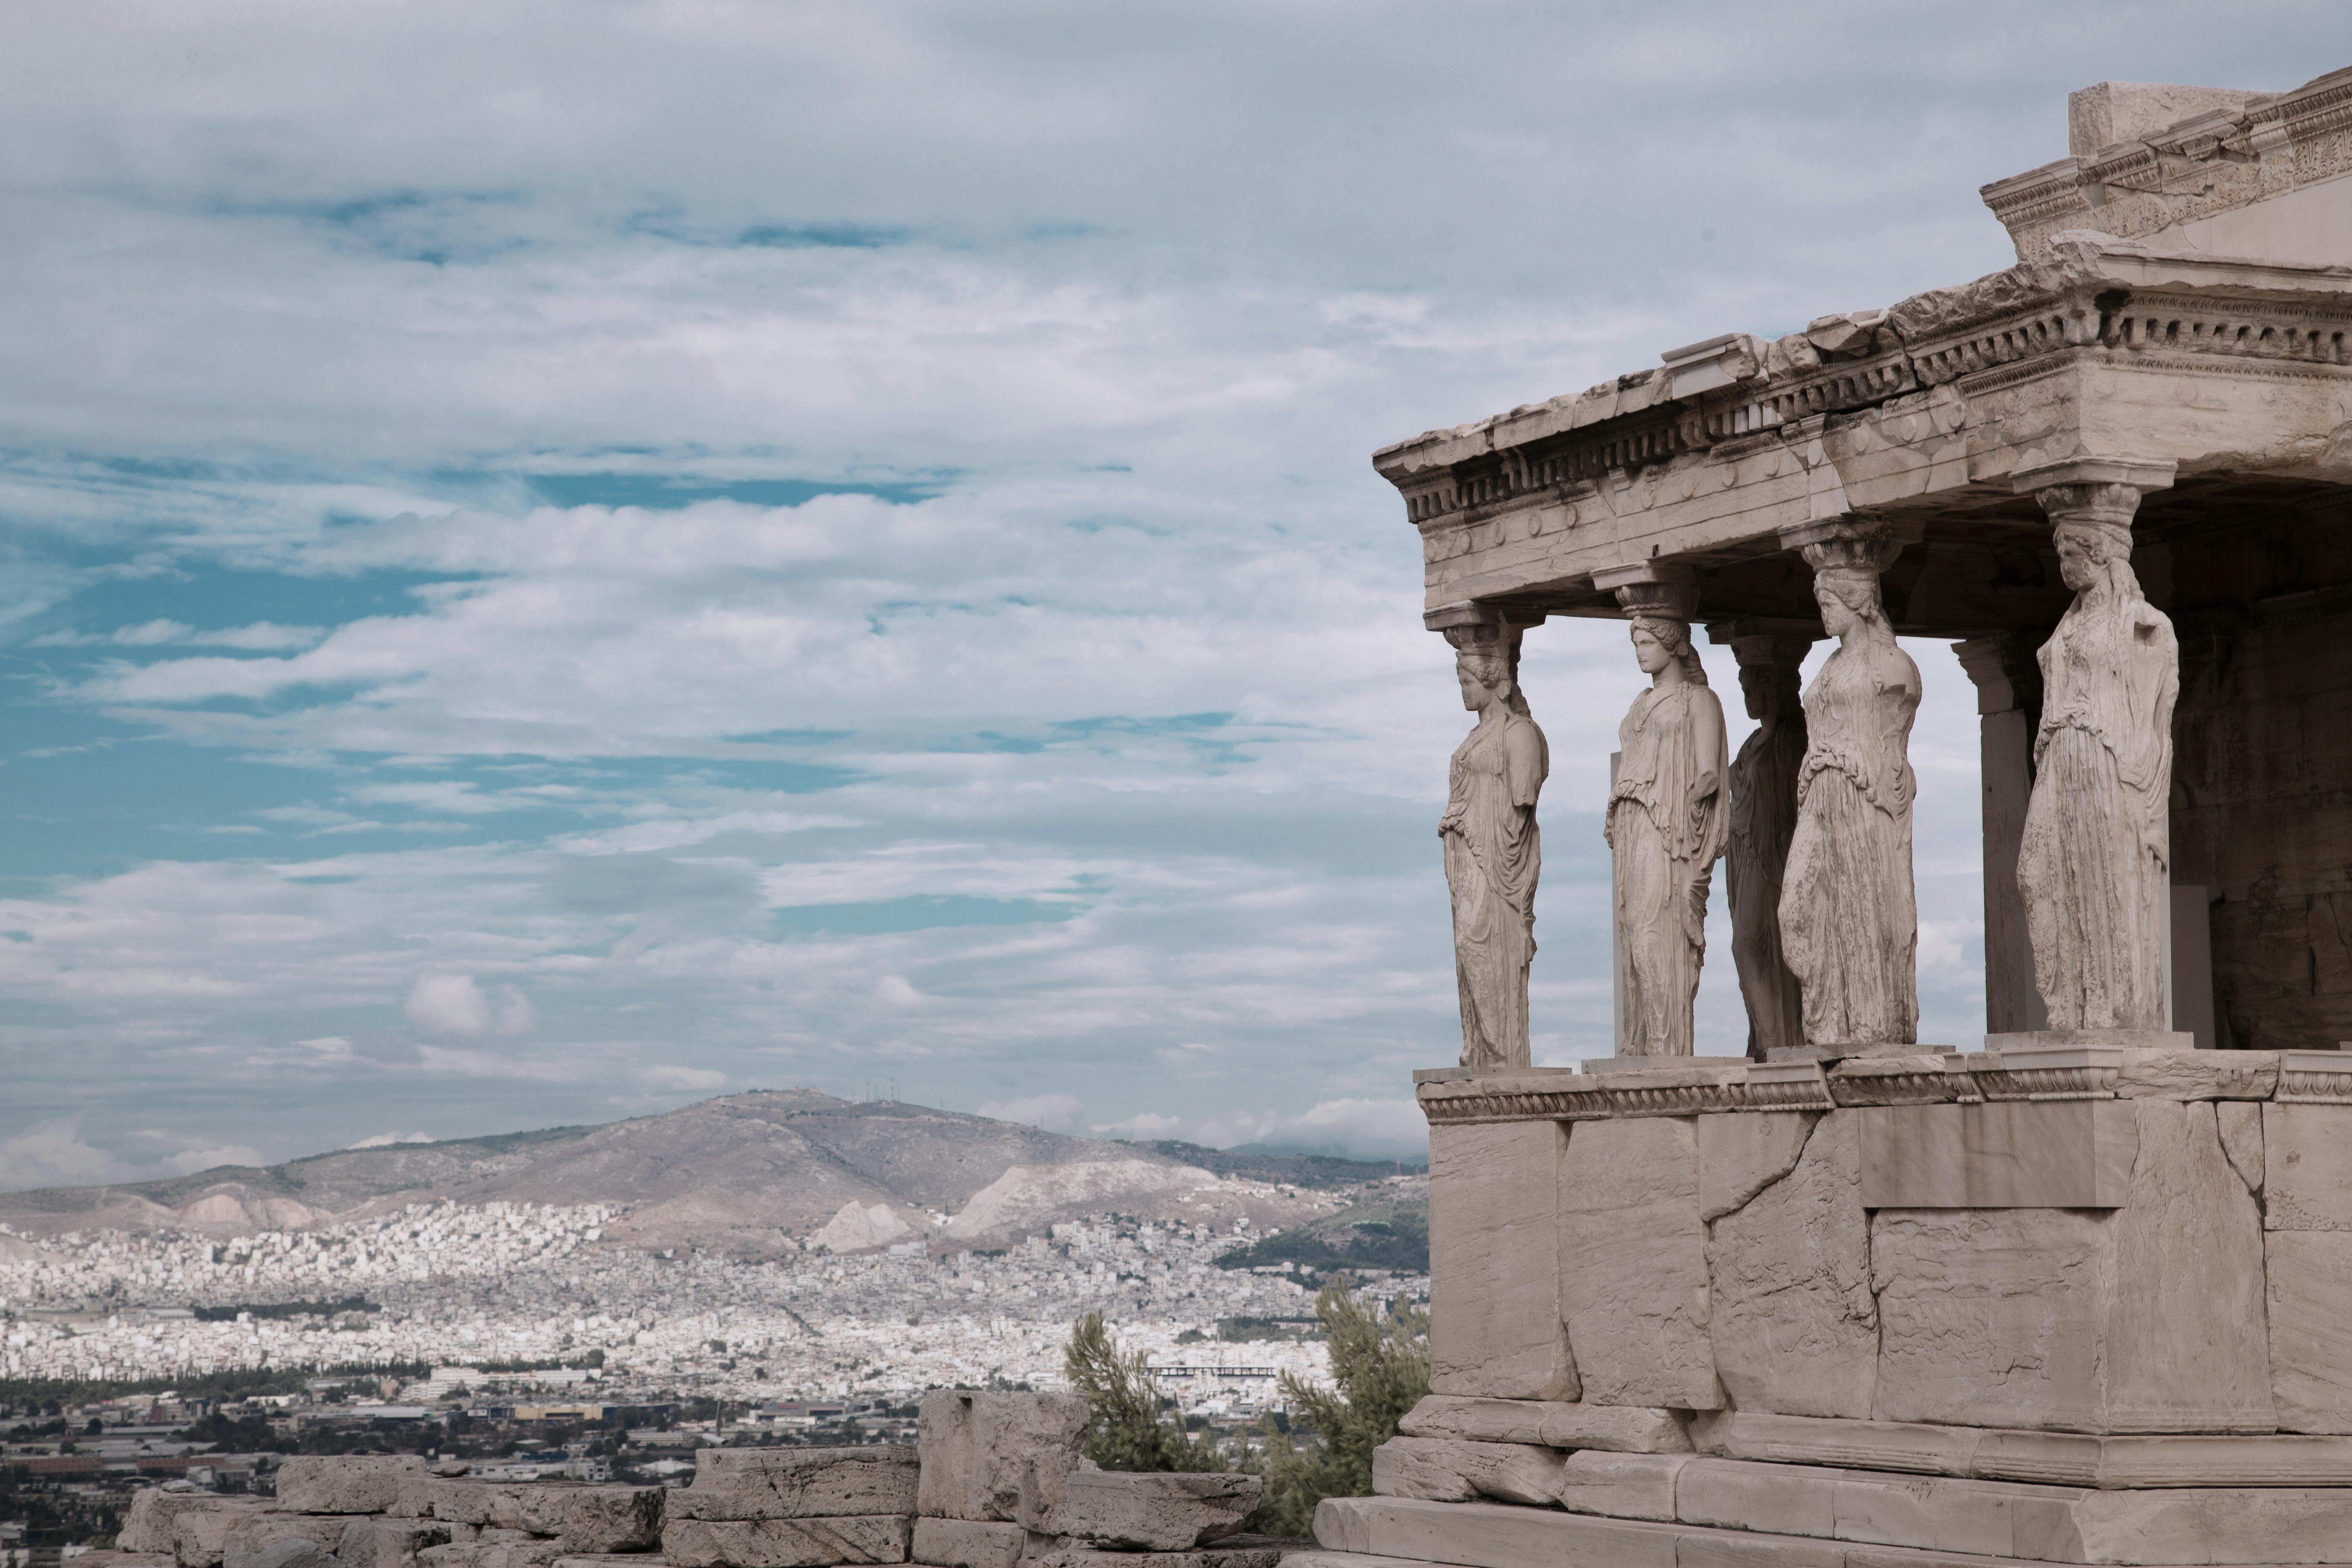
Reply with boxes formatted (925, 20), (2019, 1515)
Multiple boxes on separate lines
(1767, 1040), (1961, 1063)
(1576, 1054), (1749, 1075)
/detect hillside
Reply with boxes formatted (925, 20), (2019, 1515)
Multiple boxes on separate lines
(0, 1091), (1414, 1255)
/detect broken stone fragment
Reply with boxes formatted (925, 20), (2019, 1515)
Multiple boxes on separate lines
(224, 1543), (337, 1568)
(915, 1390), (1086, 1523)
(1393, 1394), (1689, 1453)
(513, 1485), (665, 1553)
(1024, 1545), (1283, 1568)
(170, 1500), (283, 1568)
(1019, 1467), (1261, 1551)
(1803, 311), (1888, 357)
(908, 1518), (1024, 1568)
(660, 1516), (912, 1568)
(278, 1457), (432, 1515)
(1370, 1436), (1562, 1506)
(390, 1480), (530, 1530)
(677, 1446), (918, 1521)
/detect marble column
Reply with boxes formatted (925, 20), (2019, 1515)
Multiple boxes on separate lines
(1431, 606), (1550, 1070)
(1592, 565), (1728, 1057)
(2011, 457), (2180, 1038)
(1709, 622), (1815, 1060)
(1775, 518), (1922, 1051)
(1952, 634), (2049, 1035)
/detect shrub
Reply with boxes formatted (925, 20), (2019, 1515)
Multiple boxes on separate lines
(1253, 1282), (1429, 1537)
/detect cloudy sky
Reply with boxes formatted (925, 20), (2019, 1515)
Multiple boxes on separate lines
(1, 2), (2338, 1184)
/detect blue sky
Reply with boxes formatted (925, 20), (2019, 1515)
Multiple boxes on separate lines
(2, 1), (2340, 1182)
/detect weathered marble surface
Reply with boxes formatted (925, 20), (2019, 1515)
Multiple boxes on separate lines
(2016, 463), (2178, 1034)
(1557, 1117), (1720, 1409)
(1856, 1100), (2140, 1208)
(1705, 1112), (1876, 1418)
(1369, 1438), (1563, 1507)
(1439, 619), (1547, 1070)
(1721, 631), (1810, 1060)
(1602, 580), (1725, 1058)
(1777, 523), (1920, 1048)
(1871, 1099), (2272, 1434)
(1394, 1396), (1689, 1454)
(1426, 1121), (1576, 1400)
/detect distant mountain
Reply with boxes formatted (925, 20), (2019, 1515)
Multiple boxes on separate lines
(0, 1090), (1417, 1255)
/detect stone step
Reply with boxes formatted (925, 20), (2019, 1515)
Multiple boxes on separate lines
(1324, 1484), (2352, 1566)
(1696, 1410), (2352, 1488)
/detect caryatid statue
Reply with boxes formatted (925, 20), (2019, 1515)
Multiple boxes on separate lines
(2014, 459), (2179, 1031)
(1721, 629), (1813, 1060)
(1777, 522), (1922, 1048)
(1602, 580), (1728, 1057)
(1438, 616), (1548, 1070)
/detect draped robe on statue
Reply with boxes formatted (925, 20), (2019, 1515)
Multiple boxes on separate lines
(1606, 683), (1729, 1056)
(1728, 714), (1808, 1058)
(2017, 582), (2178, 1029)
(1442, 705), (1547, 1068)
(1779, 641), (1921, 1045)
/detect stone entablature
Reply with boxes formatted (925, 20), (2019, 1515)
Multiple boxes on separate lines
(1413, 1045), (2349, 1122)
(1984, 65), (2352, 262)
(1376, 242), (2352, 620)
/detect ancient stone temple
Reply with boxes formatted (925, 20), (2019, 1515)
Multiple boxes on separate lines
(1293, 67), (2352, 1568)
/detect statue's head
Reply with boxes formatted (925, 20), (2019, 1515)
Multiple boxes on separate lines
(1455, 647), (1512, 711)
(1444, 620), (1520, 713)
(2055, 518), (2134, 594)
(1628, 613), (1706, 686)
(1810, 567), (1888, 639)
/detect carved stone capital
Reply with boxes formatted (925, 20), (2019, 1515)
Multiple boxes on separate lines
(1594, 561), (1698, 622)
(1777, 517), (1916, 578)
(1950, 633), (2045, 718)
(2013, 456), (2175, 538)
(1708, 620), (1816, 678)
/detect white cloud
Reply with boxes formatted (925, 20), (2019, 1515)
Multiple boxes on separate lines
(402, 974), (536, 1037)
(640, 1065), (725, 1091)
(161, 1143), (266, 1176)
(0, 1120), (119, 1191)
(1094, 1096), (1427, 1156)
(975, 1093), (1082, 1130)
(349, 1131), (435, 1148)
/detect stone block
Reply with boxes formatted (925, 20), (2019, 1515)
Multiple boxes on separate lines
(1696, 1112), (1815, 1221)
(2065, 1488), (2352, 1564)
(1393, 1395), (1689, 1453)
(1369, 1437), (1562, 1506)
(417, 1541), (564, 1568)
(1706, 1111), (1875, 1418)
(1873, 1100), (2273, 1434)
(1558, 1117), (1720, 1409)
(513, 1487), (664, 1553)
(1313, 1497), (1681, 1568)
(1856, 1100), (2138, 1207)
(1427, 1120), (1577, 1400)
(2218, 1100), (2263, 1192)
(681, 1449), (916, 1522)
(660, 1518), (910, 1568)
(2264, 1101), (2352, 1230)
(2101, 1099), (2274, 1432)
(1687, 1412), (1978, 1478)
(908, 1519), (1022, 1568)
(1552, 1452), (1684, 1522)
(225, 1544), (335, 1568)
(2268, 1230), (2352, 1432)
(170, 1501), (282, 1568)
(341, 1521), (457, 1568)
(914, 1391), (1085, 1523)
(392, 1481), (529, 1530)
(124, 1491), (237, 1556)
(1024, 1545), (1283, 1568)
(551, 1558), (668, 1568)
(218, 1518), (342, 1566)
(279, 1457), (431, 1515)
(1020, 1468), (1258, 1550)
(2114, 1048), (2277, 1100)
